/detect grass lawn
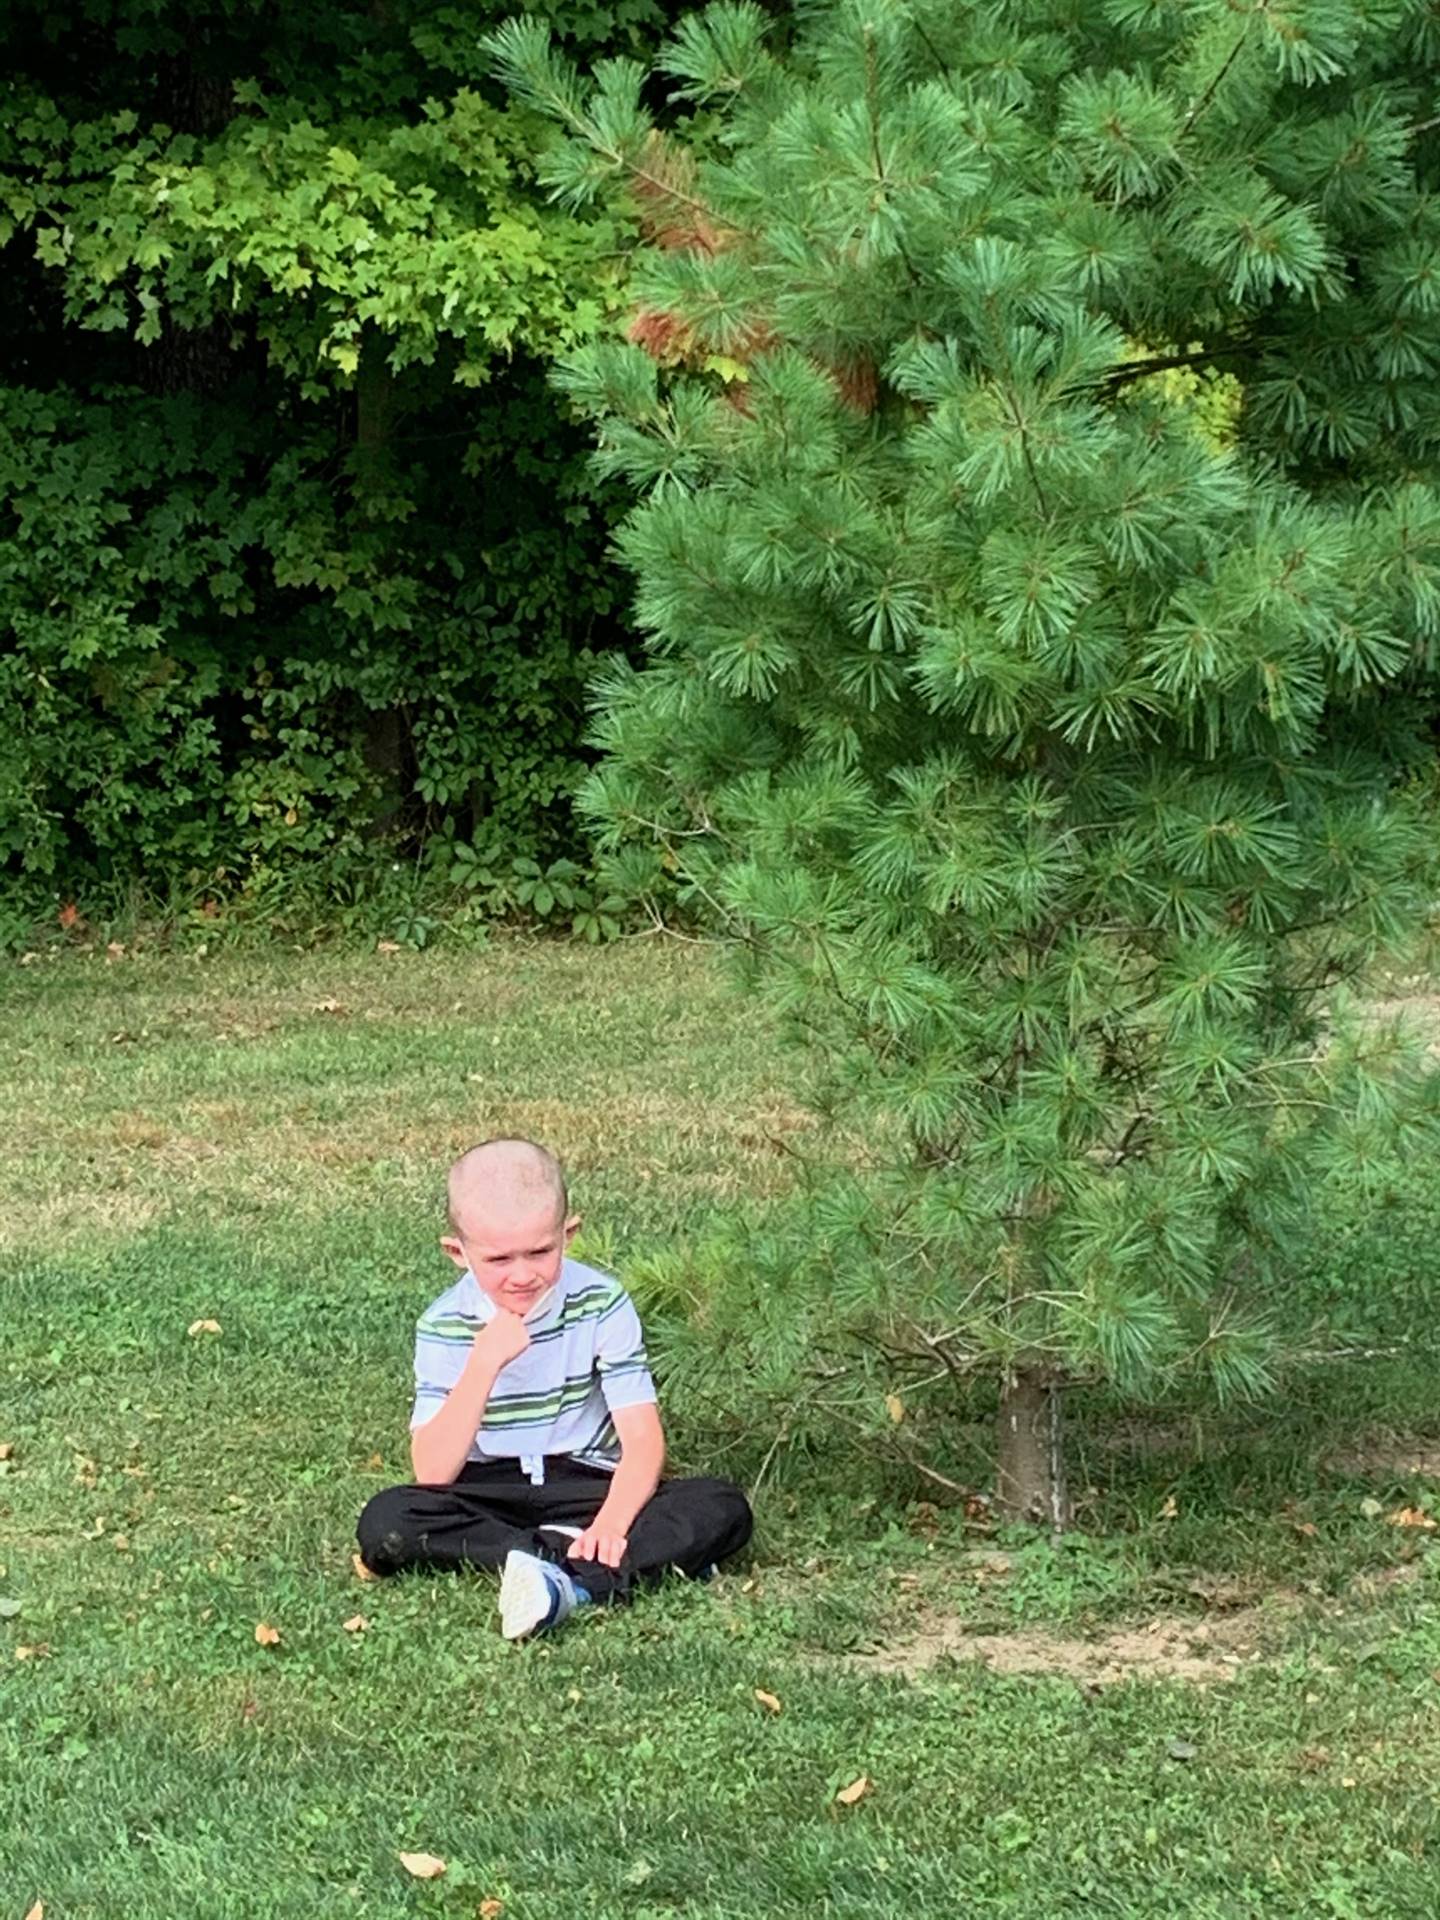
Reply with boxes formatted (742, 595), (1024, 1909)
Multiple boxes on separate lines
(3, 939), (1438, 1918)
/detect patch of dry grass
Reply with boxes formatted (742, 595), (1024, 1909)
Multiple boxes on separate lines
(0, 937), (803, 1256)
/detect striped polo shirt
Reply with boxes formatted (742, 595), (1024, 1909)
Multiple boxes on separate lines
(410, 1257), (657, 1481)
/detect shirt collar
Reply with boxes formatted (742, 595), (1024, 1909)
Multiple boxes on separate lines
(460, 1264), (569, 1326)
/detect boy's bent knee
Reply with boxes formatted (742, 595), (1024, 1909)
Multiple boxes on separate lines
(688, 1475), (754, 1559)
(356, 1486), (418, 1576)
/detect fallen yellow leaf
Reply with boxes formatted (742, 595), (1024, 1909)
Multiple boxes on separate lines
(15, 1644), (51, 1661)
(835, 1774), (870, 1806)
(754, 1688), (782, 1714)
(24, 1902), (43, 1920)
(352, 1552), (379, 1583)
(397, 1852), (446, 1880)
(479, 1901), (505, 1919)
(884, 1393), (904, 1425)
(342, 1614), (369, 1633)
(1388, 1506), (1437, 1530)
(254, 1622), (281, 1647)
(187, 1319), (222, 1338)
(0, 1443), (14, 1461)
(1158, 1494), (1178, 1520)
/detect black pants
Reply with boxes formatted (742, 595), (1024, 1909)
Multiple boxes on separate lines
(356, 1457), (753, 1604)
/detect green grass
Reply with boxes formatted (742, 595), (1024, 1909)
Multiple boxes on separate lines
(3, 941), (1439, 1918)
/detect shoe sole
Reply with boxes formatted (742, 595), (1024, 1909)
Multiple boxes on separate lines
(499, 1551), (554, 1641)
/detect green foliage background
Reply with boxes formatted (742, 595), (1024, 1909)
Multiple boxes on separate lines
(0, 0), (687, 930)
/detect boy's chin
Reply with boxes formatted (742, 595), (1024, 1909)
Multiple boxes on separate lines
(508, 1285), (556, 1318)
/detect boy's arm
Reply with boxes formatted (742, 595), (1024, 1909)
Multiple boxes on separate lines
(410, 1313), (530, 1486)
(567, 1401), (665, 1570)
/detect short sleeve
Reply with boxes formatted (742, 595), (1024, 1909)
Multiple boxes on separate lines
(410, 1310), (469, 1431)
(594, 1288), (657, 1413)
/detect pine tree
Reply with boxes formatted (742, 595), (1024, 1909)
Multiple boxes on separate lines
(486, 0), (1440, 1521)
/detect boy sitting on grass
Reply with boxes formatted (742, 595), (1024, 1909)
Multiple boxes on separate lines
(357, 1137), (753, 1639)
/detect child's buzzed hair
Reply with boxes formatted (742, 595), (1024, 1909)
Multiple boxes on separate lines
(447, 1138), (569, 1232)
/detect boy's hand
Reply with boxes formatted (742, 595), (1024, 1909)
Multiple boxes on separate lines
(568, 1523), (629, 1570)
(474, 1310), (530, 1368)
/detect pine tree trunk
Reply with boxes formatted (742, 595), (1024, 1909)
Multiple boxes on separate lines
(995, 1369), (1071, 1531)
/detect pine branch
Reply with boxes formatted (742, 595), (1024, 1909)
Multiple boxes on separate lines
(904, 8), (951, 85)
(1000, 386), (1051, 518)
(862, 25), (925, 291)
(1179, 27), (1251, 140)
(1110, 1109), (1150, 1166)
(1098, 338), (1262, 392)
(515, 52), (749, 246)
(823, 1399), (974, 1495)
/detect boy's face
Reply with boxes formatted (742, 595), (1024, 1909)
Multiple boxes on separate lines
(441, 1194), (579, 1317)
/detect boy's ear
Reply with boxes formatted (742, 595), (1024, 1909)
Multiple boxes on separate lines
(439, 1233), (468, 1271)
(562, 1212), (582, 1247)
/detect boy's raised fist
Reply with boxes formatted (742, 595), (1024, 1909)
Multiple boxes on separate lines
(476, 1310), (531, 1368)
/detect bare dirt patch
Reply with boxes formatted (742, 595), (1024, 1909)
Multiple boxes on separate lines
(1364, 988), (1440, 1054)
(853, 1595), (1304, 1685)
(1324, 1437), (1440, 1480)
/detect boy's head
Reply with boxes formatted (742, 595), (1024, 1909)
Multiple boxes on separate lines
(441, 1138), (579, 1315)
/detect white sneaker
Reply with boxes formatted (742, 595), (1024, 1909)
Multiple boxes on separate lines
(499, 1549), (574, 1641)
